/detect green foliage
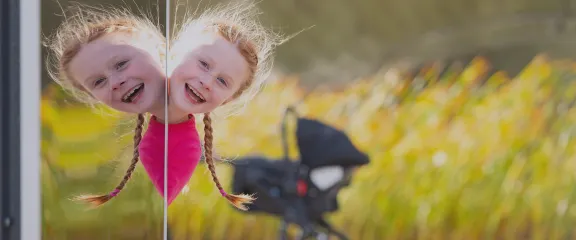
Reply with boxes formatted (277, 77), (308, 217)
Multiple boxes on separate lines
(41, 88), (164, 239)
(170, 55), (576, 239)
(41, 54), (576, 239)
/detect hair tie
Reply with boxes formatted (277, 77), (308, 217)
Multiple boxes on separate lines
(219, 189), (227, 197)
(109, 189), (120, 197)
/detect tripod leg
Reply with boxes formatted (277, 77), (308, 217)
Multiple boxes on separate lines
(298, 225), (318, 240)
(279, 219), (289, 240)
(316, 218), (348, 240)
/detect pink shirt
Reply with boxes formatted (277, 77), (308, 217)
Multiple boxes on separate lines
(138, 115), (202, 205)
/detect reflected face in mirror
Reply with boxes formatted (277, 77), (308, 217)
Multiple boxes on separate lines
(68, 31), (166, 114)
(169, 32), (250, 114)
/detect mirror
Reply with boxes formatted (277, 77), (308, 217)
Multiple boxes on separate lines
(32, 0), (576, 239)
(41, 0), (167, 239)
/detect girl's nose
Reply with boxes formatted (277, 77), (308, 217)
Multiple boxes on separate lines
(199, 76), (212, 91)
(111, 76), (127, 90)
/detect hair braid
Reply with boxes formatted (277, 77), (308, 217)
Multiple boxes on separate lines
(203, 112), (254, 210)
(73, 113), (145, 207)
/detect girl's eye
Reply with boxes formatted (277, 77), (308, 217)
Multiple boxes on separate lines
(116, 60), (129, 70)
(94, 77), (106, 87)
(217, 77), (227, 87)
(199, 60), (209, 70)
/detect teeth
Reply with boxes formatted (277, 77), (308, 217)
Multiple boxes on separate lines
(186, 84), (206, 102)
(191, 88), (205, 101)
(122, 84), (143, 102)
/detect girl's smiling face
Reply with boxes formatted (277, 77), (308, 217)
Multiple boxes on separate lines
(169, 32), (250, 114)
(68, 31), (166, 114)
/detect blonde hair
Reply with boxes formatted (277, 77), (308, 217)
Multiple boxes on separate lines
(170, 0), (291, 210)
(44, 3), (165, 108)
(171, 0), (288, 116)
(44, 4), (163, 207)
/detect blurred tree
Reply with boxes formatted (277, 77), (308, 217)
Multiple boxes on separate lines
(43, 0), (576, 87)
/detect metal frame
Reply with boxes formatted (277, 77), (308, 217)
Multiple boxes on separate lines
(1, 0), (22, 238)
(20, 0), (42, 238)
(1, 0), (41, 239)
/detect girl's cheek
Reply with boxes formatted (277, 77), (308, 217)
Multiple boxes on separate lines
(171, 71), (184, 84)
(92, 91), (108, 103)
(215, 91), (230, 105)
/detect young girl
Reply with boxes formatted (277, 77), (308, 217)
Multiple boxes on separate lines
(45, 5), (167, 117)
(44, 4), (179, 205)
(47, 2), (288, 211)
(136, 1), (289, 210)
(45, 5), (199, 208)
(140, 1), (288, 210)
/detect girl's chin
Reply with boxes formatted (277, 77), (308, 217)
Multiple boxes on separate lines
(117, 101), (156, 115)
(181, 105), (216, 115)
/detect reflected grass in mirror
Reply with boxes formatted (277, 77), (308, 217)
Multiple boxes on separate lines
(41, 85), (164, 239)
(40, 0), (166, 238)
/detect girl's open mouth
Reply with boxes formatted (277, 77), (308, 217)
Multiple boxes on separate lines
(122, 83), (144, 103)
(185, 83), (206, 103)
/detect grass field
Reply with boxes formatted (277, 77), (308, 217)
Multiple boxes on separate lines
(42, 54), (576, 239)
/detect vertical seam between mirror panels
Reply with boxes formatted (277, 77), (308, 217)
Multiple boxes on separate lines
(164, 0), (170, 239)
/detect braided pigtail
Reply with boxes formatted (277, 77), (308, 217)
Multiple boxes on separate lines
(73, 113), (145, 207)
(203, 112), (255, 210)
